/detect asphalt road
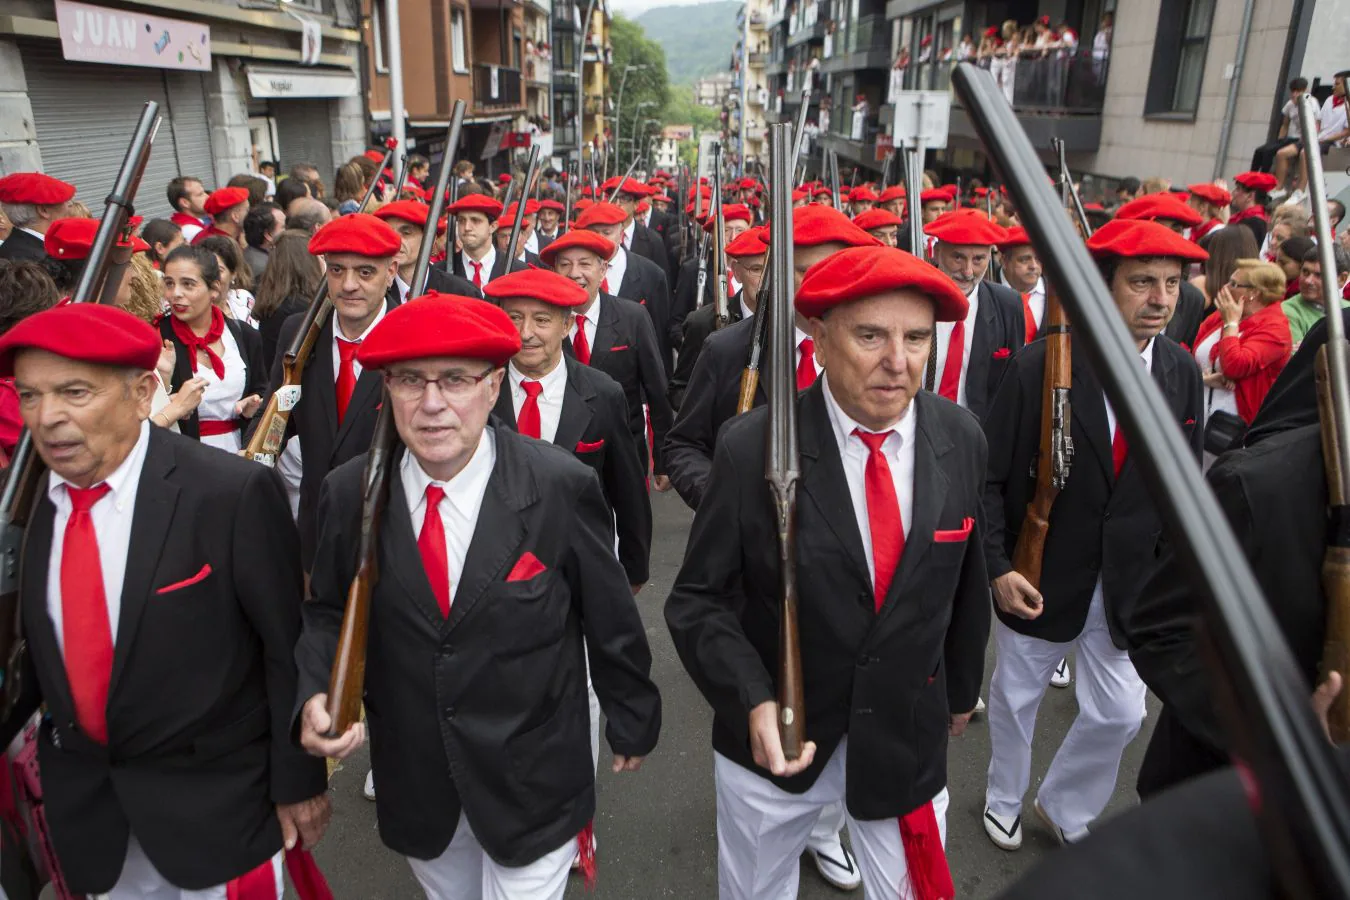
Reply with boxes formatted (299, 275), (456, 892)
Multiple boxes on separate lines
(309, 490), (1157, 899)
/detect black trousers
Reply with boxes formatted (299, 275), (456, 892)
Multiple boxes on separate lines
(1250, 136), (1299, 173)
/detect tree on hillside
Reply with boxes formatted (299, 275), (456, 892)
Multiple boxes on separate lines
(610, 15), (671, 169)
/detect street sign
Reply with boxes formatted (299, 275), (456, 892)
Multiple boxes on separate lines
(890, 90), (950, 150)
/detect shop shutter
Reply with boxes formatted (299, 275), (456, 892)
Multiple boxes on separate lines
(271, 99), (336, 184)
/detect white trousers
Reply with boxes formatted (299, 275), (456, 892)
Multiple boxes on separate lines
(408, 812), (574, 900)
(714, 739), (948, 900)
(985, 590), (1147, 833)
(95, 836), (283, 900)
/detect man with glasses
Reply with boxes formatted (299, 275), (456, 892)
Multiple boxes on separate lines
(296, 295), (661, 899)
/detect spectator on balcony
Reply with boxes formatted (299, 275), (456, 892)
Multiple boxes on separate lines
(1260, 208), (1305, 266)
(1053, 22), (1079, 55)
(1275, 235), (1315, 298)
(1259, 78), (1313, 182)
(850, 94), (868, 142)
(917, 34), (933, 64)
(990, 20), (1019, 105)
(977, 26), (999, 64)
(1093, 13), (1113, 65)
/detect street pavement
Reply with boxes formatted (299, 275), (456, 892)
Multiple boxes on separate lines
(309, 490), (1158, 899)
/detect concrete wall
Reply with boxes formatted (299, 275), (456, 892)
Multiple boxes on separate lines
(0, 39), (41, 175)
(1088, 0), (1295, 185)
(206, 60), (253, 188)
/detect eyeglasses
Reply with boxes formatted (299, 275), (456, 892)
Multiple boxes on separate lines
(385, 366), (495, 401)
(1228, 279), (1254, 291)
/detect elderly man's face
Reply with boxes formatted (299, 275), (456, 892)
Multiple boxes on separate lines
(553, 248), (607, 301)
(385, 356), (503, 481)
(503, 297), (573, 376)
(1111, 257), (1182, 346)
(934, 242), (991, 294)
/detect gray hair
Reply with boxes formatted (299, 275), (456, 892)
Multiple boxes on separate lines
(2, 202), (37, 229)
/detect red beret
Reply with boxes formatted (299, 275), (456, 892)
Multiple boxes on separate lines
(498, 173), (513, 184)
(539, 229), (616, 267)
(984, 25), (1000, 36)
(919, 188), (950, 204)
(373, 199), (433, 227)
(1234, 171), (1278, 193)
(308, 213), (401, 258)
(796, 246), (969, 322)
(792, 189), (809, 202)
(793, 205), (881, 248)
(574, 199), (594, 213)
(927, 210), (1008, 246)
(0, 172), (76, 206)
(363, 149), (386, 164)
(0, 303), (161, 376)
(575, 202), (627, 229)
(203, 186), (250, 217)
(580, 186), (596, 198)
(812, 186), (833, 198)
(1115, 193), (1204, 227)
(1083, 202), (1105, 212)
(725, 228), (769, 258)
(538, 199), (565, 213)
(357, 294), (521, 369)
(852, 209), (903, 231)
(602, 177), (651, 197)
(997, 226), (1033, 249)
(494, 200), (542, 228)
(484, 267), (589, 308)
(1086, 218), (1209, 262)
(849, 187), (880, 203)
(702, 203), (753, 233)
(636, 200), (651, 214)
(1186, 183), (1232, 207)
(447, 194), (505, 219)
(939, 184), (959, 200)
(973, 187), (990, 197)
(652, 193), (673, 203)
(879, 185), (906, 202)
(44, 217), (145, 260)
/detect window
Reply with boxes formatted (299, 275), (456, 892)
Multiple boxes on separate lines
(1144, 0), (1214, 117)
(372, 0), (390, 74)
(451, 7), (468, 73)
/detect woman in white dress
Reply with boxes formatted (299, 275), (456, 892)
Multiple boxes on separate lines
(158, 245), (266, 452)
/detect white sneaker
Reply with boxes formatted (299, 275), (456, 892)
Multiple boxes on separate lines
(974, 696), (986, 714)
(1269, 187), (1289, 201)
(1050, 658), (1071, 689)
(1034, 798), (1090, 845)
(363, 769), (376, 801)
(983, 805), (1022, 850)
(806, 832), (861, 891)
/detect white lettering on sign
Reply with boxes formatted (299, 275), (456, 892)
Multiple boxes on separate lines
(70, 7), (136, 49)
(56, 0), (211, 71)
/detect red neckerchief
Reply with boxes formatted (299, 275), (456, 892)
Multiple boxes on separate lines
(1230, 205), (1268, 224)
(170, 306), (227, 378)
(1191, 219), (1222, 242)
(1334, 94), (1346, 109)
(170, 211), (204, 229)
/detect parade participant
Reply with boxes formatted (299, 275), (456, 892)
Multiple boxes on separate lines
(0, 172), (75, 262)
(980, 218), (1205, 851)
(1282, 243), (1350, 346)
(1229, 171), (1277, 245)
(540, 229), (674, 490)
(1, 302), (330, 897)
(536, 198), (565, 251)
(879, 185), (906, 217)
(666, 244), (989, 899)
(997, 227), (1046, 342)
(924, 211), (1027, 421)
(158, 244), (265, 450)
(852, 208), (903, 247)
(167, 175), (210, 244)
(192, 186), (250, 247)
(295, 295), (661, 899)
(254, 213), (402, 569)
(491, 201), (545, 264)
(604, 176), (673, 280)
(1186, 183), (1231, 243)
(1115, 193), (1209, 346)
(372, 199), (482, 300)
(671, 203), (752, 332)
(486, 267), (652, 590)
(848, 186), (879, 216)
(40, 217), (143, 307)
(442, 193), (513, 288)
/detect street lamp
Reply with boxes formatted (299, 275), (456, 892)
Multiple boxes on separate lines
(630, 100), (656, 166)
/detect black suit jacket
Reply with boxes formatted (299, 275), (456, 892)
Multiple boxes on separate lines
(1164, 280), (1207, 349)
(982, 337), (1204, 647)
(12, 429), (325, 893)
(570, 294), (674, 476)
(493, 356), (653, 585)
(0, 229), (45, 261)
(296, 427), (661, 864)
(628, 221), (672, 282)
(444, 251), (530, 285)
(961, 280), (1028, 421)
(668, 295), (746, 410)
(665, 386), (990, 816)
(158, 316), (267, 441)
(672, 254), (706, 333)
(1127, 423), (1326, 797)
(425, 265), (483, 299)
(616, 250), (676, 376)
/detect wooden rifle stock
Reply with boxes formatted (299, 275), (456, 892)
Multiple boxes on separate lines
(1317, 343), (1350, 741)
(1010, 290), (1072, 590)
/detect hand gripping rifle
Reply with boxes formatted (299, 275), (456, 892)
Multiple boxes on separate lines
(1, 101), (161, 718)
(956, 62), (1350, 896)
(324, 104), (466, 737)
(764, 124), (805, 760)
(710, 144), (731, 331)
(243, 138), (398, 467)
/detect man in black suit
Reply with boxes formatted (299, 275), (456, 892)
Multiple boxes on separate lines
(980, 218), (1206, 851)
(255, 213), (403, 569)
(491, 201), (547, 265)
(535, 198), (565, 252)
(296, 297), (661, 898)
(671, 203), (755, 337)
(0, 172), (75, 262)
(373, 199), (482, 299)
(923, 211), (1028, 421)
(605, 177), (673, 281)
(0, 303), (329, 896)
(1115, 193), (1210, 348)
(440, 193), (515, 289)
(666, 244), (988, 898)
(485, 267), (652, 590)
(540, 229), (675, 492)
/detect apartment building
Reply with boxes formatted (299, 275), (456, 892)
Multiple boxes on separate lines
(725, 0), (771, 172)
(550, 0), (611, 163)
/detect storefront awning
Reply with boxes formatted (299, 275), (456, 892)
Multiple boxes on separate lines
(245, 64), (357, 99)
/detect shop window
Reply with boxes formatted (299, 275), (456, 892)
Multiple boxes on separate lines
(452, 7), (468, 73)
(1144, 0), (1214, 117)
(372, 0), (390, 74)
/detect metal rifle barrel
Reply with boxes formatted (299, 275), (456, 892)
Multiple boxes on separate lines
(359, 138), (398, 212)
(904, 147), (923, 259)
(607, 152), (643, 204)
(828, 150), (841, 209)
(504, 145), (542, 267)
(563, 160), (575, 234)
(880, 150), (893, 190)
(954, 60), (1350, 896)
(410, 101), (465, 296)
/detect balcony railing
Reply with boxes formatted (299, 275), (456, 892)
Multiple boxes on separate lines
(473, 64), (523, 109)
(525, 53), (552, 84)
(748, 52), (767, 66)
(897, 49), (1109, 114)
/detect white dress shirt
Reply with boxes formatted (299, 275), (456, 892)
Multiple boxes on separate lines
(605, 246), (629, 295)
(933, 280), (981, 406)
(1003, 274), (1046, 331)
(395, 274), (411, 304)
(47, 420), (152, 653)
(622, 219), (636, 249)
(461, 245), (498, 285)
(739, 296), (755, 320)
(401, 429), (497, 606)
(525, 230), (539, 257)
(796, 326), (816, 380)
(821, 374), (917, 586)
(1104, 337), (1155, 440)
(571, 295), (602, 351)
(331, 303), (389, 384)
(508, 356), (568, 444)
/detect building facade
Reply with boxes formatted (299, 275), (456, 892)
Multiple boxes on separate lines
(0, 0), (364, 218)
(726, 0), (770, 173)
(694, 71), (735, 107)
(549, 0), (611, 164)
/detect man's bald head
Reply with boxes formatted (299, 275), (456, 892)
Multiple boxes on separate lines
(286, 198), (333, 234)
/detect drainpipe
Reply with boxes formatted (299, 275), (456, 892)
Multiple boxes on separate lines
(387, 0), (406, 170)
(1212, 0), (1256, 181)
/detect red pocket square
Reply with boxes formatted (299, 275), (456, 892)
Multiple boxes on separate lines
(933, 517), (975, 543)
(156, 564), (212, 594)
(1184, 417), (1195, 426)
(575, 438), (605, 453)
(608, 344), (630, 352)
(507, 552), (547, 583)
(992, 347), (1012, 360)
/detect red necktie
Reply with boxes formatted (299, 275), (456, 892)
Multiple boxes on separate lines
(1112, 420), (1127, 478)
(937, 320), (965, 402)
(853, 429), (904, 612)
(573, 314), (592, 365)
(517, 380), (543, 439)
(600, 276), (611, 294)
(469, 259), (483, 288)
(336, 338), (360, 424)
(796, 338), (817, 390)
(61, 483), (114, 744)
(417, 485), (452, 617)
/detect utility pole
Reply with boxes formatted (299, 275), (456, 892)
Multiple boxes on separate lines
(387, 0), (406, 170)
(739, 1), (749, 178)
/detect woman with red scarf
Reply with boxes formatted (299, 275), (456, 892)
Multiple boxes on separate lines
(158, 244), (265, 451)
(1187, 182), (1232, 242)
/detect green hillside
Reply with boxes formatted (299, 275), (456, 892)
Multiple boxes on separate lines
(634, 1), (740, 85)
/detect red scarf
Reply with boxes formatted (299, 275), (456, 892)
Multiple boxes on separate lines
(1191, 219), (1223, 242)
(170, 211), (205, 230)
(1229, 205), (1267, 224)
(171, 306), (227, 379)
(1334, 94), (1346, 109)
